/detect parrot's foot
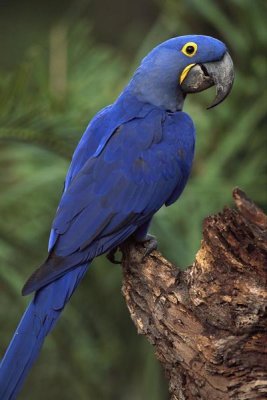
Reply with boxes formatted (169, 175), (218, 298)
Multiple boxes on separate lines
(107, 235), (157, 264)
(136, 234), (158, 260)
(106, 247), (122, 264)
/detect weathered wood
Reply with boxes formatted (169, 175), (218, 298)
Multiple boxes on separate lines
(121, 188), (267, 400)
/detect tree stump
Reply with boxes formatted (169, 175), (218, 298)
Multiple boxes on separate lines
(121, 189), (267, 400)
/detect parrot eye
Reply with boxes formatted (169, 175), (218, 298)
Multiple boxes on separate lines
(181, 42), (198, 57)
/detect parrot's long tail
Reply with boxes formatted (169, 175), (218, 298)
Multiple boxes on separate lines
(0, 263), (89, 400)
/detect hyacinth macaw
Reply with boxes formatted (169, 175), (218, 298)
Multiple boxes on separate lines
(0, 35), (234, 399)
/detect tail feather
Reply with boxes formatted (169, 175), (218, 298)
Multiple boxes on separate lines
(0, 263), (89, 400)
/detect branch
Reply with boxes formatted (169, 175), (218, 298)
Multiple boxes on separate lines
(121, 188), (267, 400)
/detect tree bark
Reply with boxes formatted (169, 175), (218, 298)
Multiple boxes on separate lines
(121, 188), (267, 400)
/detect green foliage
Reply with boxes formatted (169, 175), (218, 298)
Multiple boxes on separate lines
(0, 1), (266, 399)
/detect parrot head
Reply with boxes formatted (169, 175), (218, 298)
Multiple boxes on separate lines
(129, 35), (234, 111)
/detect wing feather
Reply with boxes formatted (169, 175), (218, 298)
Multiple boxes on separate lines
(26, 108), (195, 293)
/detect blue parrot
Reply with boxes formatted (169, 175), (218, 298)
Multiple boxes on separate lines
(0, 35), (234, 399)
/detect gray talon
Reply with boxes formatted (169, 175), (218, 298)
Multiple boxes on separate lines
(137, 234), (158, 260)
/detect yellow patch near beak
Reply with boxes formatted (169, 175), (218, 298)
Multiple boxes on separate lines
(180, 63), (196, 84)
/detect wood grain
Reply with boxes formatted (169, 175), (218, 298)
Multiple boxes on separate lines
(121, 189), (267, 399)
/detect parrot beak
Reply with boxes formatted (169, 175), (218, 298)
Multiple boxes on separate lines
(180, 52), (234, 109)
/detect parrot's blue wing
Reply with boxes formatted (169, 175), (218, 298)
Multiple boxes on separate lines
(24, 109), (195, 295)
(48, 96), (153, 251)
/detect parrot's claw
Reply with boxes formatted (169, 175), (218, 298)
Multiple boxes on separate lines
(106, 247), (122, 264)
(137, 234), (158, 260)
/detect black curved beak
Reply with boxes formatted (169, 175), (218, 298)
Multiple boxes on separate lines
(180, 52), (234, 109)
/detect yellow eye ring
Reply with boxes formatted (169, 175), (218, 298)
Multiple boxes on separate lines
(181, 42), (198, 57)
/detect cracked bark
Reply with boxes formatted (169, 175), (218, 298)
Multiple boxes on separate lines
(121, 188), (267, 400)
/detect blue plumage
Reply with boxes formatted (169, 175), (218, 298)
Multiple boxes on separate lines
(0, 265), (88, 399)
(0, 35), (234, 398)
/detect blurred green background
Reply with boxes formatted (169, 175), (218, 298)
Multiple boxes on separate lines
(0, 0), (266, 399)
